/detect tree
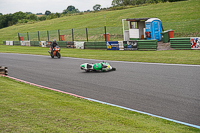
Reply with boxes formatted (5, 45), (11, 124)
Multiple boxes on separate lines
(12, 11), (27, 24)
(54, 12), (61, 18)
(73, 9), (80, 13)
(67, 5), (75, 11)
(62, 9), (68, 14)
(25, 12), (32, 15)
(62, 6), (79, 14)
(45, 10), (51, 15)
(27, 14), (37, 20)
(93, 4), (101, 11)
(0, 15), (7, 28)
(111, 0), (123, 6)
(36, 13), (42, 15)
(111, 0), (175, 6)
(38, 15), (46, 21)
(0, 13), (3, 16)
(48, 13), (55, 19)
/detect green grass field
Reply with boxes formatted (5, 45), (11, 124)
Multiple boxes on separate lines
(1, 45), (200, 65)
(0, 0), (200, 43)
(0, 76), (199, 132)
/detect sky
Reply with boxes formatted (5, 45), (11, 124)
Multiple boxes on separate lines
(0, 0), (113, 14)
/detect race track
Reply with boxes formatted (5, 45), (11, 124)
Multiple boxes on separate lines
(0, 53), (200, 126)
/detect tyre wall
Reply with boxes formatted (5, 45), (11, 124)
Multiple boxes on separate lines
(84, 42), (107, 49)
(170, 38), (191, 50)
(137, 40), (158, 51)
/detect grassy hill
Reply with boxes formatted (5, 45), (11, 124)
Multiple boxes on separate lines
(0, 0), (199, 43)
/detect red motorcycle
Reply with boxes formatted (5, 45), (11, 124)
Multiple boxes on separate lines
(48, 46), (61, 58)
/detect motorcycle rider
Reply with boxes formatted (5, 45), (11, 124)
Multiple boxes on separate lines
(51, 39), (58, 54)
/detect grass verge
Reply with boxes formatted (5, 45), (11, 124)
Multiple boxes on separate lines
(0, 76), (199, 132)
(0, 45), (200, 65)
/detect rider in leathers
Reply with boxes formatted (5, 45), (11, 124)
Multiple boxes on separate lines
(51, 40), (58, 55)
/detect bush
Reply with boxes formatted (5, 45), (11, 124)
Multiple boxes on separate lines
(78, 12), (84, 15)
(17, 19), (28, 24)
(38, 15), (47, 21)
(46, 13), (55, 20)
(27, 14), (37, 21)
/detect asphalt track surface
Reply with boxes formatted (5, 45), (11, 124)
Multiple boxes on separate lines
(0, 53), (200, 126)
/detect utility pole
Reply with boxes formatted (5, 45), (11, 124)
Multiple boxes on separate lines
(104, 15), (107, 42)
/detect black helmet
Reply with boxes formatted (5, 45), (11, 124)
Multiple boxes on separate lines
(53, 39), (56, 43)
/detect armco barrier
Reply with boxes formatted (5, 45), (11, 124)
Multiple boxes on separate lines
(13, 41), (21, 46)
(30, 41), (39, 46)
(137, 40), (157, 51)
(170, 38), (191, 50)
(84, 42), (107, 49)
(2, 40), (163, 51)
(57, 41), (67, 47)
(6, 41), (13, 45)
(67, 41), (74, 48)
(21, 41), (30, 46)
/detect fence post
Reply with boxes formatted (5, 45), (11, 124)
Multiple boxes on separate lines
(58, 30), (60, 41)
(27, 32), (29, 41)
(18, 33), (20, 41)
(47, 30), (49, 41)
(72, 29), (74, 42)
(38, 31), (40, 41)
(104, 26), (107, 42)
(86, 28), (88, 42)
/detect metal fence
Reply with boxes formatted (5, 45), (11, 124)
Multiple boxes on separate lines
(19, 26), (124, 42)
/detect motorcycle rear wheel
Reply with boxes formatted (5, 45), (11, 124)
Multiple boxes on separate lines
(85, 70), (90, 72)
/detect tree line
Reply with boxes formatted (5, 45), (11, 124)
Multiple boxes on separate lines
(0, 4), (104, 29)
(0, 12), (38, 29)
(111, 0), (184, 6)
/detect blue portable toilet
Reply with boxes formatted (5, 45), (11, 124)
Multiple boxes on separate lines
(145, 18), (162, 41)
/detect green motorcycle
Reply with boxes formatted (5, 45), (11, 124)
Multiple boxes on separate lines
(80, 62), (116, 72)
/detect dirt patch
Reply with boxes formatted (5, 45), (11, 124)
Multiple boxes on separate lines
(157, 41), (173, 51)
(36, 15), (44, 17)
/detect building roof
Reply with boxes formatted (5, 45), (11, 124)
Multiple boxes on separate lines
(145, 18), (161, 22)
(126, 18), (150, 22)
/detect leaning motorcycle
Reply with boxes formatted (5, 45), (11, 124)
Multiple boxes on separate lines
(80, 62), (116, 72)
(48, 46), (61, 58)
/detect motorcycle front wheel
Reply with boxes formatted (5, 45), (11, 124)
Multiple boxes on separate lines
(57, 52), (61, 58)
(112, 68), (116, 71)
